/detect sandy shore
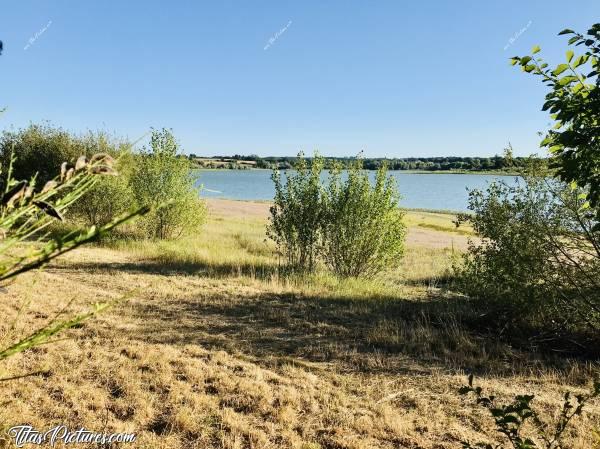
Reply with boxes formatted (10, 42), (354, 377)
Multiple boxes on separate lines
(205, 198), (472, 250)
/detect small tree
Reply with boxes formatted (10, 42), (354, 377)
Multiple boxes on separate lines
(130, 128), (206, 239)
(267, 152), (324, 272)
(321, 160), (406, 277)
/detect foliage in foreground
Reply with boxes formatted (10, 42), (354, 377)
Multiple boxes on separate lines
(455, 161), (600, 337)
(130, 128), (206, 239)
(268, 152), (406, 277)
(0, 152), (148, 366)
(512, 23), (600, 227)
(460, 375), (600, 449)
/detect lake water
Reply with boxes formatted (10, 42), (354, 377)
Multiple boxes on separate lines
(195, 169), (520, 212)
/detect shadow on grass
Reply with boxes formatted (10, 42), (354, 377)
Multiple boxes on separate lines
(57, 258), (280, 279)
(57, 257), (599, 378)
(122, 288), (599, 378)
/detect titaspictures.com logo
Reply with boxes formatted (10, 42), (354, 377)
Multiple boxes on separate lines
(8, 425), (136, 447)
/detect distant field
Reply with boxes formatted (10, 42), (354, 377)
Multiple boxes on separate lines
(0, 200), (596, 449)
(193, 158), (257, 168)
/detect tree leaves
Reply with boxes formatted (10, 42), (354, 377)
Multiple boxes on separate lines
(566, 50), (574, 62)
(511, 23), (600, 224)
(552, 64), (570, 76)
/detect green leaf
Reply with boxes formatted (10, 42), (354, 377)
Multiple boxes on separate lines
(573, 55), (588, 68)
(532, 45), (541, 54)
(553, 64), (569, 75)
(520, 56), (532, 65)
(566, 50), (574, 62)
(558, 29), (575, 35)
(559, 75), (578, 85)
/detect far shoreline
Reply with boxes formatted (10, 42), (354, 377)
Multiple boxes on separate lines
(192, 167), (521, 176)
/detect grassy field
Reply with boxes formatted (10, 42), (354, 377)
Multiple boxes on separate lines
(0, 199), (597, 448)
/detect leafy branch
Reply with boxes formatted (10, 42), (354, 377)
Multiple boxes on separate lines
(460, 375), (600, 449)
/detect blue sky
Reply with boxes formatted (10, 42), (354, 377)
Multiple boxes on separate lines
(0, 1), (597, 157)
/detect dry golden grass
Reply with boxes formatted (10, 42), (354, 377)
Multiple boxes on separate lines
(0, 199), (597, 448)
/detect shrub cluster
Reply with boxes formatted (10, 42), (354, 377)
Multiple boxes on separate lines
(267, 153), (406, 277)
(455, 160), (600, 336)
(0, 124), (206, 240)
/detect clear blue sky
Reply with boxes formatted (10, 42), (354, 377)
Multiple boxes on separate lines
(0, 1), (597, 157)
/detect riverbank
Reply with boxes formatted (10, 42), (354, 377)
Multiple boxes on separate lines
(0, 199), (596, 448)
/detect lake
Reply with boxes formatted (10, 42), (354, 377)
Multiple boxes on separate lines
(195, 169), (519, 212)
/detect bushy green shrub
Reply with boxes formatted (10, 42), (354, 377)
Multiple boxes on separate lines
(68, 134), (137, 227)
(322, 161), (406, 277)
(267, 152), (406, 276)
(1, 124), (206, 239)
(75, 158), (134, 227)
(267, 152), (324, 272)
(0, 123), (89, 187)
(455, 161), (600, 333)
(0, 124), (140, 228)
(130, 128), (206, 239)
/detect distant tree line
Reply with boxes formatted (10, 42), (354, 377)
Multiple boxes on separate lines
(188, 153), (532, 172)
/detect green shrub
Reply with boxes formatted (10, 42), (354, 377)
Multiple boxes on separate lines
(455, 161), (600, 333)
(0, 124), (140, 228)
(75, 158), (134, 227)
(321, 161), (406, 277)
(267, 152), (406, 276)
(130, 128), (206, 239)
(68, 135), (137, 227)
(0, 123), (89, 187)
(267, 152), (324, 272)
